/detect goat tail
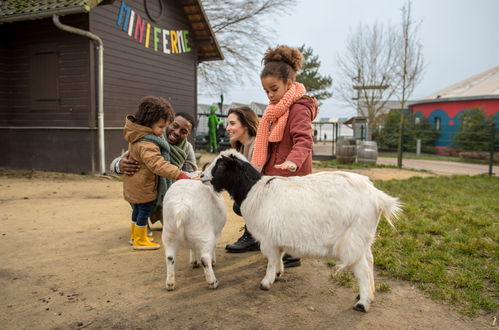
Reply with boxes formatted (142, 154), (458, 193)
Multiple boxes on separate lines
(167, 203), (190, 235)
(377, 192), (402, 229)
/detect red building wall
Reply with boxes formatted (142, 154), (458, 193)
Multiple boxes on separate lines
(410, 98), (499, 154)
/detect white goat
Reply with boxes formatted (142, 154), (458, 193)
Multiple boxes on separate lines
(201, 150), (401, 312)
(162, 179), (227, 290)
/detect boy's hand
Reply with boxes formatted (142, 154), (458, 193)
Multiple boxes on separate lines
(274, 160), (297, 172)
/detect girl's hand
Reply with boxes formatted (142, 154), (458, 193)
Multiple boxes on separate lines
(274, 160), (297, 172)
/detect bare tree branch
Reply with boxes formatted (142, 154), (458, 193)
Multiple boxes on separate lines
(335, 22), (399, 139)
(396, 0), (425, 167)
(199, 0), (296, 95)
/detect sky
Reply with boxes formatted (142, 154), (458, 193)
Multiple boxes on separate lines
(198, 0), (499, 119)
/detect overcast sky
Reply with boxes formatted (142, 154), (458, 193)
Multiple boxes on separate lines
(199, 0), (499, 119)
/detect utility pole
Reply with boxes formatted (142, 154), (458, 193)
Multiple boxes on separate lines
(218, 94), (224, 114)
(352, 81), (389, 141)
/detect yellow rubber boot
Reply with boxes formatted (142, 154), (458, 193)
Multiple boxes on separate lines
(129, 222), (153, 245)
(133, 225), (160, 250)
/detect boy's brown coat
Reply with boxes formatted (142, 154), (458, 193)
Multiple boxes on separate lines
(123, 116), (180, 204)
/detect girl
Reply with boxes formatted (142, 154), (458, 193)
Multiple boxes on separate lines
(123, 96), (191, 250)
(224, 106), (261, 253)
(252, 45), (318, 267)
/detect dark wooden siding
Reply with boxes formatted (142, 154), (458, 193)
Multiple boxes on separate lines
(0, 15), (92, 127)
(90, 0), (198, 134)
(0, 0), (200, 173)
(1, 128), (97, 173)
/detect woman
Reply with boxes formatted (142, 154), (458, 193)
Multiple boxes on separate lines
(224, 106), (260, 253)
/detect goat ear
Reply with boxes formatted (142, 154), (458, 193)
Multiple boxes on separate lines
(221, 155), (238, 167)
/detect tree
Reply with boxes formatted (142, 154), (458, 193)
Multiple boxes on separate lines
(374, 110), (437, 153)
(199, 0), (296, 93)
(396, 0), (425, 167)
(335, 22), (399, 140)
(453, 109), (497, 152)
(296, 45), (332, 104)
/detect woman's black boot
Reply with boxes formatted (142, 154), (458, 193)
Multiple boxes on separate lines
(225, 226), (260, 253)
(283, 253), (301, 268)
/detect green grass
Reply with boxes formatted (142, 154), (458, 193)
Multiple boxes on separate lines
(373, 174), (499, 316)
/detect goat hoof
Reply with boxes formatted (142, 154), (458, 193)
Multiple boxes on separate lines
(260, 283), (270, 291)
(166, 283), (176, 291)
(208, 280), (219, 289)
(356, 294), (360, 300)
(191, 261), (200, 269)
(353, 303), (367, 313)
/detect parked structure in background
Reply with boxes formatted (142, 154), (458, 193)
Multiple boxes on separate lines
(0, 0), (222, 173)
(410, 66), (499, 155)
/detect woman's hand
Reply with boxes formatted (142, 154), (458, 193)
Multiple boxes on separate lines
(274, 160), (297, 172)
(120, 151), (140, 175)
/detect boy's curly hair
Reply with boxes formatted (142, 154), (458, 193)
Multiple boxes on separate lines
(260, 45), (304, 82)
(133, 96), (174, 128)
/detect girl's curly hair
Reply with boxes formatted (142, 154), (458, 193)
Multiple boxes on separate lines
(260, 45), (304, 82)
(133, 96), (174, 128)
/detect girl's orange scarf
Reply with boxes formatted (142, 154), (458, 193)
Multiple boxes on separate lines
(252, 81), (306, 167)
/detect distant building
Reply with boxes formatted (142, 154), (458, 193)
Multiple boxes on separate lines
(410, 66), (499, 154)
(312, 116), (353, 141)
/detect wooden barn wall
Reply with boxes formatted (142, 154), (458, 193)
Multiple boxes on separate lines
(0, 15), (92, 127)
(0, 0), (200, 173)
(90, 0), (198, 158)
(0, 15), (99, 173)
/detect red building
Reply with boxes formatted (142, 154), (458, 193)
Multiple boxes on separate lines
(410, 66), (499, 154)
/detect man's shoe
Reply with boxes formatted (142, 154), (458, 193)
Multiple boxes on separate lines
(283, 253), (301, 268)
(225, 226), (260, 253)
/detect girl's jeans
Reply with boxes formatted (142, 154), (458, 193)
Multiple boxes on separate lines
(131, 201), (154, 227)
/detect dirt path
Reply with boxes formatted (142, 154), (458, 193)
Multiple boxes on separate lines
(0, 169), (495, 329)
(376, 157), (497, 176)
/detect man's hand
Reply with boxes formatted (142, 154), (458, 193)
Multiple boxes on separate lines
(274, 160), (297, 172)
(120, 151), (140, 175)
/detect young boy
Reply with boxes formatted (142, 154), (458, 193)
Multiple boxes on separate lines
(123, 96), (191, 250)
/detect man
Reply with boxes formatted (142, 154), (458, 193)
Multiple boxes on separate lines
(111, 112), (198, 175)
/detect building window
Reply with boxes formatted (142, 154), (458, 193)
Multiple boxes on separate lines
(434, 117), (441, 131)
(30, 45), (59, 111)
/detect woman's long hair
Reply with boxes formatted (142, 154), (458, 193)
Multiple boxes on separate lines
(227, 106), (259, 151)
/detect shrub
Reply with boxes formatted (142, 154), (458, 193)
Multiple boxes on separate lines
(452, 108), (498, 152)
(374, 110), (437, 153)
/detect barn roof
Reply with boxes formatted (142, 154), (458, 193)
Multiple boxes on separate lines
(0, 0), (223, 62)
(0, 0), (104, 21)
(412, 66), (499, 105)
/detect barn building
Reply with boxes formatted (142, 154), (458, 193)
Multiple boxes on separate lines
(0, 0), (222, 173)
(410, 66), (499, 154)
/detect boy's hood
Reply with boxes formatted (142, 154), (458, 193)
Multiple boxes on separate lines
(123, 115), (153, 143)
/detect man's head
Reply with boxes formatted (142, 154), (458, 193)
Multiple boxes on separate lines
(167, 112), (196, 145)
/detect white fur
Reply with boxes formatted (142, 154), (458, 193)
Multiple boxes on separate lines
(162, 179), (227, 290)
(203, 150), (402, 311)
